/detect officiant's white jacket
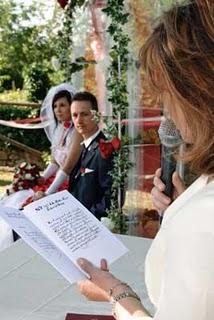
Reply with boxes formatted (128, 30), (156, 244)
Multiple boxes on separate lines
(140, 175), (214, 320)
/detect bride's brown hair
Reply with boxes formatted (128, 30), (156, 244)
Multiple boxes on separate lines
(140, 0), (214, 175)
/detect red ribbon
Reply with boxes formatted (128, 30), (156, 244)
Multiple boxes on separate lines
(15, 117), (41, 124)
(80, 167), (86, 175)
(99, 137), (121, 159)
(57, 0), (68, 9)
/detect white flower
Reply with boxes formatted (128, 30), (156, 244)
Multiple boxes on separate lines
(90, 110), (102, 124)
(19, 162), (27, 168)
(25, 173), (32, 180)
(101, 217), (115, 231)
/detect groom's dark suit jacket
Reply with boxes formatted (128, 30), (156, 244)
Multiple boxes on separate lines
(68, 131), (113, 220)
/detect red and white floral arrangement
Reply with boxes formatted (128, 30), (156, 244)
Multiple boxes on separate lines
(6, 162), (42, 195)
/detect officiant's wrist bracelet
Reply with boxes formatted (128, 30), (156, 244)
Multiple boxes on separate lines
(111, 288), (141, 318)
(108, 281), (128, 297)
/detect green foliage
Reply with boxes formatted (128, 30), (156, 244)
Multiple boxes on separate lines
(56, 0), (91, 81)
(0, 1), (61, 92)
(0, 105), (49, 151)
(61, 0), (131, 233)
(69, 57), (94, 74)
(24, 64), (51, 102)
(56, 1), (76, 81)
(0, 89), (28, 102)
(103, 0), (132, 233)
(41, 151), (51, 166)
(69, 0), (85, 6)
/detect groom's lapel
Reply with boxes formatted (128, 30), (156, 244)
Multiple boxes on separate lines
(82, 140), (99, 168)
(82, 131), (105, 168)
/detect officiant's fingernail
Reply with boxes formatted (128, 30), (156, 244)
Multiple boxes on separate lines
(77, 258), (84, 266)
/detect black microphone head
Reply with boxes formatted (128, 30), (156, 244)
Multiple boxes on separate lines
(158, 118), (182, 147)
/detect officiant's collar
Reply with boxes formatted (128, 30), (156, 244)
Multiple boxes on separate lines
(81, 129), (100, 149)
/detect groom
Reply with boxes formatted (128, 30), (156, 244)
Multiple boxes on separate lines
(68, 91), (114, 220)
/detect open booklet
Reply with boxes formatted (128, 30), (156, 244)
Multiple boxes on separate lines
(0, 190), (128, 285)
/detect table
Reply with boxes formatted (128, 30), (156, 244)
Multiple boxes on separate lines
(0, 235), (154, 320)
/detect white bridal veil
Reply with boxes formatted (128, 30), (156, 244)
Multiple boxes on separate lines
(40, 83), (76, 143)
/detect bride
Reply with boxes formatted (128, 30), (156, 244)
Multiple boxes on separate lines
(0, 83), (82, 251)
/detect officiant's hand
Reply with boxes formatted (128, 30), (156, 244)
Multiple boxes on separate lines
(77, 279), (109, 301)
(77, 258), (122, 302)
(151, 168), (185, 213)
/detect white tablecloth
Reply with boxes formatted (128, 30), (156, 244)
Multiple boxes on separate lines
(0, 235), (154, 320)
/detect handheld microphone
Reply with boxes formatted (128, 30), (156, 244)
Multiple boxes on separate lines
(158, 119), (183, 198)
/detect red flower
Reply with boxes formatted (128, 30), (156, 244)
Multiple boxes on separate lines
(99, 137), (121, 159)
(37, 177), (45, 186)
(57, 0), (68, 9)
(111, 137), (121, 150)
(80, 167), (86, 175)
(33, 184), (47, 193)
(63, 121), (71, 129)
(22, 180), (31, 189)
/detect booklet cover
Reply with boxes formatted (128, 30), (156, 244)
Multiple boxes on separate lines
(65, 313), (115, 320)
(0, 190), (128, 284)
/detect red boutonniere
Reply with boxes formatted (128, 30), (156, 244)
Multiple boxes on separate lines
(63, 121), (71, 129)
(99, 137), (121, 159)
(57, 0), (68, 9)
(80, 167), (86, 176)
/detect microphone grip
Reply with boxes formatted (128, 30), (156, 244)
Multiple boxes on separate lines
(160, 145), (177, 198)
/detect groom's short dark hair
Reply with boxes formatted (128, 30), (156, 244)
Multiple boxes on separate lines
(72, 91), (98, 111)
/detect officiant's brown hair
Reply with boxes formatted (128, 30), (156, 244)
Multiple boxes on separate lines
(140, 0), (214, 175)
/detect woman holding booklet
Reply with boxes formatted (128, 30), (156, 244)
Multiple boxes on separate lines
(77, 1), (214, 319)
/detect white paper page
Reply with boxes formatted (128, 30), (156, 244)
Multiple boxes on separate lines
(0, 205), (85, 284)
(24, 190), (129, 268)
